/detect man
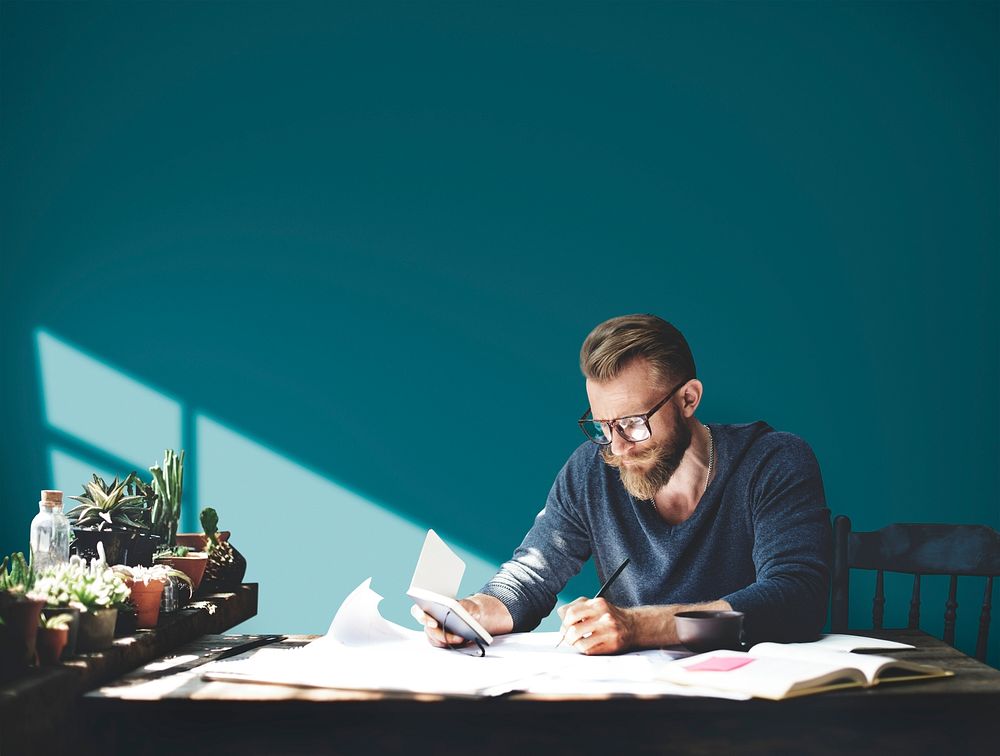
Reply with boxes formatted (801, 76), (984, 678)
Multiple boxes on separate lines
(412, 314), (832, 654)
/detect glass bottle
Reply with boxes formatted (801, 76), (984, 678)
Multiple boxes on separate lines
(30, 489), (71, 571)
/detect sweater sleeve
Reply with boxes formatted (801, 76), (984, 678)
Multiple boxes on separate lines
(722, 435), (832, 643)
(478, 456), (593, 631)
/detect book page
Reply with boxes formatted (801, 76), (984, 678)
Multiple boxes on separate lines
(776, 634), (915, 653)
(657, 651), (867, 700)
(748, 645), (949, 686)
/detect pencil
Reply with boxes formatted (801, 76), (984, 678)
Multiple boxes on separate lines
(555, 557), (631, 648)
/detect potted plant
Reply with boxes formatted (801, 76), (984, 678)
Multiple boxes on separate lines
(175, 529), (230, 551)
(154, 544), (208, 594)
(0, 553), (45, 677)
(113, 565), (178, 628)
(59, 551), (131, 652)
(33, 564), (85, 659)
(199, 508), (247, 594)
(147, 449), (211, 590)
(67, 474), (153, 566)
(149, 449), (185, 548)
(36, 612), (74, 665)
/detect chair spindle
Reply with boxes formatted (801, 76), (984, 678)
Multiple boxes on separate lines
(944, 575), (958, 646)
(976, 576), (993, 663)
(873, 570), (885, 629)
(908, 574), (921, 629)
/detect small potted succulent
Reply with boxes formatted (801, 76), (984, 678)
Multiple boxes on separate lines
(36, 612), (74, 665)
(115, 564), (170, 629)
(0, 553), (45, 678)
(199, 508), (247, 594)
(33, 564), (85, 659)
(68, 474), (154, 566)
(59, 549), (131, 652)
(154, 545), (208, 594)
(149, 449), (210, 590)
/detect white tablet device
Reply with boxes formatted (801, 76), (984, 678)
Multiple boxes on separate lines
(407, 529), (493, 645)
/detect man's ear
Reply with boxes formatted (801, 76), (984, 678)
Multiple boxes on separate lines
(678, 379), (703, 418)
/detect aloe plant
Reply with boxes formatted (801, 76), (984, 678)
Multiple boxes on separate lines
(67, 475), (149, 531)
(0, 552), (35, 595)
(149, 449), (185, 547)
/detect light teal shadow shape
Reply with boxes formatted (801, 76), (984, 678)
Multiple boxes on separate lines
(36, 329), (182, 468)
(196, 413), (536, 632)
(49, 447), (117, 497)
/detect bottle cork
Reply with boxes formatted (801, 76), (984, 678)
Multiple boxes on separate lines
(41, 490), (63, 504)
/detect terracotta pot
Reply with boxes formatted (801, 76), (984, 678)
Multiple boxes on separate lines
(0, 595), (45, 669)
(175, 531), (230, 551)
(130, 580), (165, 629)
(36, 626), (69, 665)
(42, 606), (81, 660)
(155, 553), (208, 593)
(77, 608), (118, 652)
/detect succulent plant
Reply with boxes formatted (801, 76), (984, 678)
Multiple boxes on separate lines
(39, 612), (74, 630)
(200, 508), (246, 592)
(32, 555), (131, 611)
(149, 449), (185, 547)
(0, 552), (35, 595)
(67, 475), (149, 531)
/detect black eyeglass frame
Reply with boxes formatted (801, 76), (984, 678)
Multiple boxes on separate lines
(578, 377), (691, 446)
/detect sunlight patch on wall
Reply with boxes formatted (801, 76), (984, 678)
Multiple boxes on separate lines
(36, 329), (182, 466)
(49, 448), (117, 497)
(196, 413), (503, 634)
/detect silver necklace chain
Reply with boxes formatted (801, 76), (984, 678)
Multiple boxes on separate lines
(651, 423), (714, 512)
(703, 423), (714, 496)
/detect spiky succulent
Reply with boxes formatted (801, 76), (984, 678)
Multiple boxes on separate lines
(0, 552), (35, 595)
(149, 449), (184, 546)
(200, 508), (246, 592)
(68, 475), (149, 531)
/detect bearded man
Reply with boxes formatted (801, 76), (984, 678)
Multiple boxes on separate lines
(413, 314), (832, 654)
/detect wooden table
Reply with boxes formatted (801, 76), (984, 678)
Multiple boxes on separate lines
(83, 628), (999, 756)
(0, 584), (257, 756)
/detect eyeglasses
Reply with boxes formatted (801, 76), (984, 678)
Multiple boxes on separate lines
(578, 378), (689, 446)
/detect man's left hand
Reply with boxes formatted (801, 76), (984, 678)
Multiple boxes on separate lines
(557, 597), (635, 655)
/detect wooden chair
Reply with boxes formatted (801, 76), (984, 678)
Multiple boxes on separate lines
(831, 515), (1000, 662)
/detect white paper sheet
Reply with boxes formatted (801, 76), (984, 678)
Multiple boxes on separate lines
(785, 633), (915, 652)
(201, 579), (736, 699)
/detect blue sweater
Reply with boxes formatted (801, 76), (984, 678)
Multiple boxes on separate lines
(480, 421), (832, 644)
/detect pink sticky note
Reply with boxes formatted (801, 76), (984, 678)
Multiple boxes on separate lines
(685, 656), (756, 672)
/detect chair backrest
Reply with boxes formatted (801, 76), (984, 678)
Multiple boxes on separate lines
(832, 515), (1000, 662)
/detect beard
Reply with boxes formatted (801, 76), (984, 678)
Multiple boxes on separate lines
(601, 405), (693, 501)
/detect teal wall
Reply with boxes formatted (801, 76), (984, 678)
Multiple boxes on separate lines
(2, 2), (997, 664)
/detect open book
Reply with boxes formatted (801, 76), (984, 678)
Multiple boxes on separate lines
(406, 529), (493, 645)
(657, 635), (953, 700)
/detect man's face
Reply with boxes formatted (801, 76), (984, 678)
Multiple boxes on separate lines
(586, 359), (693, 501)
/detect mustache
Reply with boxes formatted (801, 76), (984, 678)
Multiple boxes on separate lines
(601, 445), (659, 467)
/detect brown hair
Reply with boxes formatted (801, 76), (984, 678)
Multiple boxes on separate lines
(580, 314), (696, 387)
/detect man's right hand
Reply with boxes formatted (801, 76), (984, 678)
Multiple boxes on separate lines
(410, 593), (514, 647)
